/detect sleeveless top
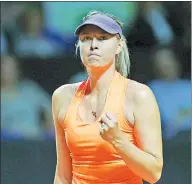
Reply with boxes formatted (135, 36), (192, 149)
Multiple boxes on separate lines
(61, 71), (143, 184)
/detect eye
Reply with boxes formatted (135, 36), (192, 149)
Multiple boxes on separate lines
(98, 36), (108, 41)
(80, 36), (92, 41)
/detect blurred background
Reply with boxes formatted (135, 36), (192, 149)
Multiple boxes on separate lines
(1, 1), (191, 184)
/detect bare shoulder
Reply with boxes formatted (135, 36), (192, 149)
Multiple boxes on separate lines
(52, 82), (81, 101)
(52, 82), (82, 117)
(126, 79), (156, 105)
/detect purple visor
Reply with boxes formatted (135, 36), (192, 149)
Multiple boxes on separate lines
(74, 13), (123, 37)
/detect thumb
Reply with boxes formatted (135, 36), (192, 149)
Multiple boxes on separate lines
(105, 112), (116, 121)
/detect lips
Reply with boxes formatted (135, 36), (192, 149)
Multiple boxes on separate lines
(88, 55), (100, 59)
(88, 53), (100, 57)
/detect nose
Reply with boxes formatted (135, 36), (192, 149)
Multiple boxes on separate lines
(90, 38), (98, 51)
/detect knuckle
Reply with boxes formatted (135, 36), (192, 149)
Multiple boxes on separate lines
(110, 122), (116, 128)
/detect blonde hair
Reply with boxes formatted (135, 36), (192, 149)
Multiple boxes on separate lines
(75, 10), (131, 77)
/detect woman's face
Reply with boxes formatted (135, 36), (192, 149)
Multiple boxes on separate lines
(79, 25), (121, 68)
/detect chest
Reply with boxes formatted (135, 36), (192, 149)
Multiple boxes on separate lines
(78, 89), (135, 125)
(65, 121), (119, 159)
(79, 93), (107, 123)
(64, 107), (135, 158)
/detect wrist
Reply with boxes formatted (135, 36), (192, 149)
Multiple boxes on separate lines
(111, 132), (125, 147)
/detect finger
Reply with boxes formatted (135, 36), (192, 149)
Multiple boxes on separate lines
(106, 113), (117, 127)
(100, 114), (111, 127)
(99, 127), (104, 134)
(101, 115), (115, 129)
(106, 112), (116, 122)
(101, 123), (109, 131)
(99, 123), (108, 134)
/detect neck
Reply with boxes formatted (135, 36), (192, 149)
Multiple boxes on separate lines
(87, 62), (116, 94)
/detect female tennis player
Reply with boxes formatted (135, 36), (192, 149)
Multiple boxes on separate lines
(52, 11), (163, 184)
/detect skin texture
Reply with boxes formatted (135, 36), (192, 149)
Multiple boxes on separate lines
(53, 25), (163, 184)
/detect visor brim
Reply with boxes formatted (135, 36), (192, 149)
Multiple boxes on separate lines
(74, 21), (119, 36)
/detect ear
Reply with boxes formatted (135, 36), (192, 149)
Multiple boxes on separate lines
(115, 39), (123, 55)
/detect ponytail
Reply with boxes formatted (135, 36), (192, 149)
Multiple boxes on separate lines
(115, 36), (130, 77)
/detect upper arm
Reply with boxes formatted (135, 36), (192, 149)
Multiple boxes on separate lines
(52, 86), (73, 183)
(133, 84), (163, 164)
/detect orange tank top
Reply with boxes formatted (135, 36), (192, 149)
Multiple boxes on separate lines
(61, 71), (143, 184)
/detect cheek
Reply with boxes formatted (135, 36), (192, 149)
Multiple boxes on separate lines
(103, 44), (118, 59)
(80, 45), (89, 59)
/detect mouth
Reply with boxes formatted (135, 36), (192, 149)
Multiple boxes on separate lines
(88, 53), (100, 57)
(88, 55), (100, 60)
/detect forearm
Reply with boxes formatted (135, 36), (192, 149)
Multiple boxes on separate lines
(112, 134), (162, 184)
(54, 170), (71, 184)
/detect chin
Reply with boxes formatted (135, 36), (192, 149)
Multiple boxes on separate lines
(88, 60), (100, 67)
(82, 58), (113, 69)
(82, 59), (100, 67)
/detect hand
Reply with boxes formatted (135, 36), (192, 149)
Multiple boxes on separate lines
(99, 112), (122, 144)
